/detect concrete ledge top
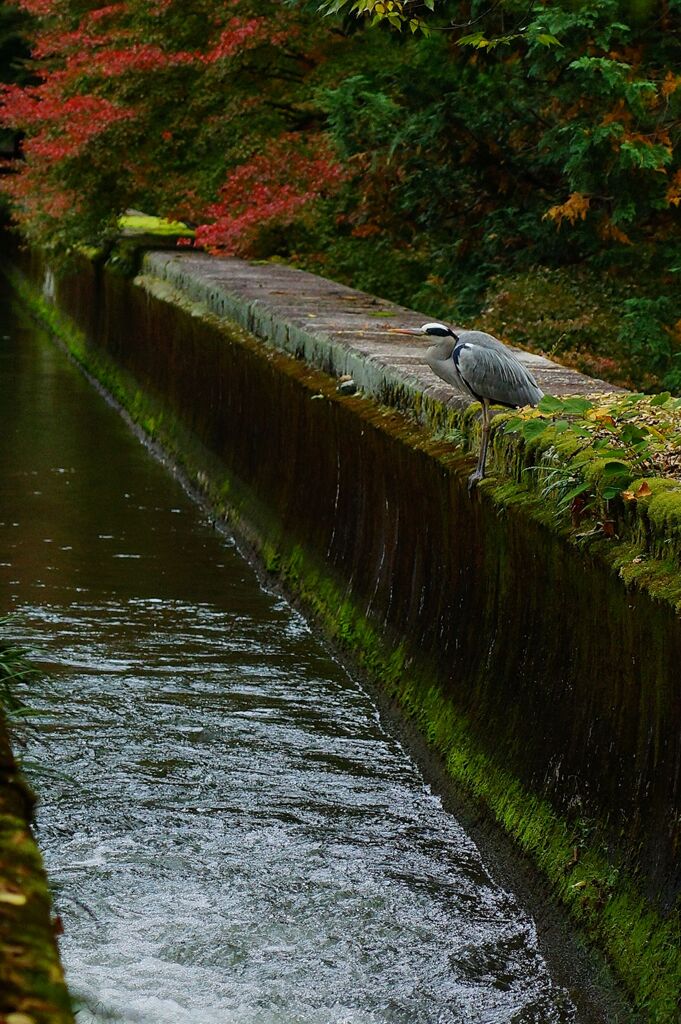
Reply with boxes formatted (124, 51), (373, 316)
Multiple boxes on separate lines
(141, 252), (618, 419)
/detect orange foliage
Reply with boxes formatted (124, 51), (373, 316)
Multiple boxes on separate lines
(597, 217), (632, 245)
(666, 169), (681, 207)
(661, 70), (681, 98)
(544, 192), (590, 226)
(601, 100), (632, 127)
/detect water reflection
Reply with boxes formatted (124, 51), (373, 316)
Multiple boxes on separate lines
(0, 281), (575, 1022)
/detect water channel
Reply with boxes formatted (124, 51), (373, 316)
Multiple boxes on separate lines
(1, 274), (581, 1022)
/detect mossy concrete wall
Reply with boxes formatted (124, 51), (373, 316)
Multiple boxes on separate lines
(0, 721), (73, 1024)
(13, 250), (681, 1021)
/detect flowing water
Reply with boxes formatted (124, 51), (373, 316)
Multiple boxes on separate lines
(0, 276), (579, 1023)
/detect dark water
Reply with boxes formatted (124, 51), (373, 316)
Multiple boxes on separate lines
(0, 276), (577, 1022)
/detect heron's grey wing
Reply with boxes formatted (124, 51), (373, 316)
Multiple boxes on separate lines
(455, 341), (543, 407)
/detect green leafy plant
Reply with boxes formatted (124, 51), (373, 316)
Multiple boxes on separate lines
(501, 390), (681, 526)
(0, 617), (40, 722)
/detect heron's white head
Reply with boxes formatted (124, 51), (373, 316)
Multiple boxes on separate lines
(392, 322), (458, 344)
(420, 322), (457, 338)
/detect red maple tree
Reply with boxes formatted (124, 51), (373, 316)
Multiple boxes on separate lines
(1, 0), (344, 254)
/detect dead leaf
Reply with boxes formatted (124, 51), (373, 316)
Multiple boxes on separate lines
(635, 481), (652, 498)
(592, 410), (616, 426)
(571, 495), (588, 527)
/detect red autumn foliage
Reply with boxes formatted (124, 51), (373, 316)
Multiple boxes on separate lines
(1, 82), (134, 162)
(13, 0), (56, 13)
(0, 0), (339, 253)
(89, 44), (196, 76)
(195, 136), (346, 254)
(202, 18), (272, 62)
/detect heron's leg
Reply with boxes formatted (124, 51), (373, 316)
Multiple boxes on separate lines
(468, 400), (491, 492)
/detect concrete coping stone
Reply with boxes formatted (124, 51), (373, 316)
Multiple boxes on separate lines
(141, 252), (618, 431)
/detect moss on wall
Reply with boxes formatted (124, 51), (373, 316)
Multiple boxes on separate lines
(0, 721), (73, 1024)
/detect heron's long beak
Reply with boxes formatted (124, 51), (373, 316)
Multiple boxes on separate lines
(392, 328), (423, 336)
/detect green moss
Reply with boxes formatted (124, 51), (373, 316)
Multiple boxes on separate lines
(647, 489), (681, 536)
(0, 736), (73, 1023)
(118, 213), (194, 237)
(261, 543), (282, 574)
(0, 641), (71, 1021)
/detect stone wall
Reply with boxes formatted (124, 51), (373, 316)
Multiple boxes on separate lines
(13, 249), (681, 1021)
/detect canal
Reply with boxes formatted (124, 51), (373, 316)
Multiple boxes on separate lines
(0, 273), (581, 1022)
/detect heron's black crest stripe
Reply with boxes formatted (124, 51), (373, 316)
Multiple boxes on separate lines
(423, 325), (455, 338)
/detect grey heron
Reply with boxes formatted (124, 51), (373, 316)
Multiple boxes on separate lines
(398, 323), (543, 489)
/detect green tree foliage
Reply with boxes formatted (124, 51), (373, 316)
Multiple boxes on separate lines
(1, 0), (681, 389)
(314, 0), (436, 33)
